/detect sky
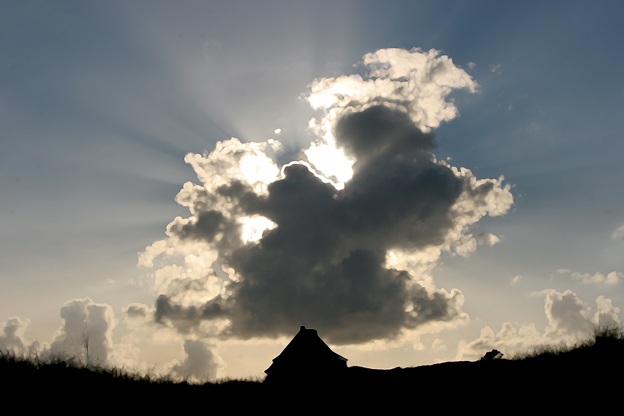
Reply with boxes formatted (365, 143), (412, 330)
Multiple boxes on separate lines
(1, 0), (623, 381)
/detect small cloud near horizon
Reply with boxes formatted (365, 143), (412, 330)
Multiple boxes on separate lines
(456, 290), (621, 361)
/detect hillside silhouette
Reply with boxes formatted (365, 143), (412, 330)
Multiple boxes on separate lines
(1, 327), (621, 412)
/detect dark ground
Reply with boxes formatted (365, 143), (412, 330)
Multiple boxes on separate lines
(2, 328), (621, 413)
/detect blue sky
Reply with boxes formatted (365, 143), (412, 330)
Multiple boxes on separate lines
(1, 0), (623, 379)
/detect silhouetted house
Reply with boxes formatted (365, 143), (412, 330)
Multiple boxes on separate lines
(264, 326), (348, 385)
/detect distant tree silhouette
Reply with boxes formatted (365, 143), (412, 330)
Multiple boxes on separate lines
(480, 349), (503, 361)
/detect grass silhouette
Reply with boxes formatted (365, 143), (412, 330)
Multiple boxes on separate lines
(1, 326), (621, 412)
(512, 325), (623, 360)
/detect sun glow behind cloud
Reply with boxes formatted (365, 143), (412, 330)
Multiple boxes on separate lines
(303, 138), (354, 188)
(240, 216), (277, 244)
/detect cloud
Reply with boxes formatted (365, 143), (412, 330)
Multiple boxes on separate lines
(456, 290), (621, 361)
(27, 298), (220, 378)
(123, 303), (150, 319)
(475, 232), (500, 247)
(140, 48), (513, 345)
(307, 48), (478, 134)
(543, 289), (591, 338)
(612, 224), (624, 241)
(0, 317), (30, 354)
(43, 298), (116, 367)
(593, 296), (621, 329)
(432, 338), (447, 352)
(489, 64), (502, 74)
(0, 300), (156, 374)
(555, 269), (622, 285)
(169, 340), (226, 383)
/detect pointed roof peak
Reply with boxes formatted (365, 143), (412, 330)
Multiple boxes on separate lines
(265, 326), (348, 376)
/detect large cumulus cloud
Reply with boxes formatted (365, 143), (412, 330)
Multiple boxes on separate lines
(139, 48), (513, 345)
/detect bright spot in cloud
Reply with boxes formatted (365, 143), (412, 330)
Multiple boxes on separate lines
(239, 152), (280, 193)
(304, 140), (354, 186)
(240, 216), (277, 244)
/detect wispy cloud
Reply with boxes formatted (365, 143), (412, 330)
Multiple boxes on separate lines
(555, 269), (622, 285)
(612, 224), (624, 241)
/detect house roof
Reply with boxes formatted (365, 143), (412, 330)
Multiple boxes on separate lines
(265, 326), (347, 374)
